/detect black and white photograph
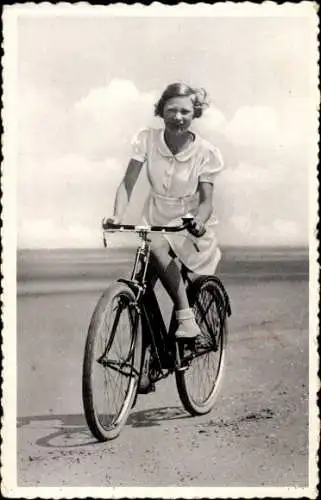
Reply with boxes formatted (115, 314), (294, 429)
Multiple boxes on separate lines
(1, 2), (319, 498)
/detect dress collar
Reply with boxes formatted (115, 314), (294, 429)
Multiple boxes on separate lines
(156, 128), (200, 162)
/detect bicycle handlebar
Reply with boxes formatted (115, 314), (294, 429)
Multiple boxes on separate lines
(102, 216), (194, 233)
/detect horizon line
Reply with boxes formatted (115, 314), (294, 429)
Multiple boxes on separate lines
(17, 244), (309, 251)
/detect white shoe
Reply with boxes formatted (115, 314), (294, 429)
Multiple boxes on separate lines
(174, 308), (201, 339)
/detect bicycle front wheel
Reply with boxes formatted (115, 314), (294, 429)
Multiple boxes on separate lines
(176, 277), (228, 415)
(82, 282), (142, 441)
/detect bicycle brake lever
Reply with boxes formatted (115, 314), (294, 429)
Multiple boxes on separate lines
(181, 214), (194, 226)
(182, 214), (194, 222)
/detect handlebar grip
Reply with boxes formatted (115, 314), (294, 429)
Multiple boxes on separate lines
(102, 218), (117, 230)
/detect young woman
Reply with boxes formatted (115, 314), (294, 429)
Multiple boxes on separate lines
(109, 82), (224, 340)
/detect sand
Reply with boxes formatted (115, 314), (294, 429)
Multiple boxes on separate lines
(15, 249), (311, 489)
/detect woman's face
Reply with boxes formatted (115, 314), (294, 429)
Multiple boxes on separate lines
(163, 96), (194, 135)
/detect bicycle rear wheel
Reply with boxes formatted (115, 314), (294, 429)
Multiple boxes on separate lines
(82, 282), (142, 441)
(176, 277), (228, 415)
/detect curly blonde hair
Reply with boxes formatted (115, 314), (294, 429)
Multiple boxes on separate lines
(154, 82), (210, 119)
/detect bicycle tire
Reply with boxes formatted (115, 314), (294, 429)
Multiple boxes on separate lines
(82, 281), (142, 441)
(176, 276), (228, 416)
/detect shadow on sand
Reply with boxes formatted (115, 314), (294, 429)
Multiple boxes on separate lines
(18, 406), (190, 449)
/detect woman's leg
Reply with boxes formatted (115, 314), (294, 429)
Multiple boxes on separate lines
(149, 238), (189, 310)
(149, 237), (200, 338)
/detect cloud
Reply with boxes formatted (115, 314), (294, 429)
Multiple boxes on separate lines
(229, 215), (252, 235)
(73, 78), (158, 159)
(17, 149), (150, 248)
(18, 217), (140, 249)
(18, 82), (73, 162)
(193, 105), (227, 139)
(272, 218), (299, 238)
(224, 106), (279, 148)
(75, 79), (146, 114)
(220, 161), (286, 185)
(280, 95), (318, 154)
(17, 77), (310, 248)
(216, 161), (288, 207)
(18, 217), (102, 249)
(17, 154), (125, 243)
(18, 218), (56, 249)
(215, 160), (308, 246)
(224, 215), (303, 246)
(18, 79), (159, 248)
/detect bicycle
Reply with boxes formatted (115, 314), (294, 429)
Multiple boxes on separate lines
(82, 216), (232, 442)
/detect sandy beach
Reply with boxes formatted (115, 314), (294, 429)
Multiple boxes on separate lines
(16, 248), (310, 489)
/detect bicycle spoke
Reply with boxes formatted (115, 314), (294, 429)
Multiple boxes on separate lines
(177, 279), (226, 412)
(91, 294), (138, 429)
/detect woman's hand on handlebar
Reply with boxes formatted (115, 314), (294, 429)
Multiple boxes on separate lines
(102, 215), (122, 230)
(109, 215), (122, 225)
(186, 216), (206, 237)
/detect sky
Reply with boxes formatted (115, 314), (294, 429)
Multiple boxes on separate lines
(10, 4), (318, 248)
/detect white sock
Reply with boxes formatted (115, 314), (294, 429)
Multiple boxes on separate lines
(175, 308), (195, 321)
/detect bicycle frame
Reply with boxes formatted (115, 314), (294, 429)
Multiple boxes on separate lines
(118, 238), (177, 378)
(83, 219), (231, 441)
(103, 218), (194, 377)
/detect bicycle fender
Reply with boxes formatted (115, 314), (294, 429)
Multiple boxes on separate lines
(187, 274), (232, 318)
(117, 278), (141, 297)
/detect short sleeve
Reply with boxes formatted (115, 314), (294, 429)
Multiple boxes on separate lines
(199, 145), (224, 184)
(130, 128), (149, 163)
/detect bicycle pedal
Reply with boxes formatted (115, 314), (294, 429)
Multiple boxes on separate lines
(176, 337), (196, 347)
(180, 338), (196, 358)
(137, 381), (155, 394)
(195, 334), (217, 352)
(185, 338), (196, 347)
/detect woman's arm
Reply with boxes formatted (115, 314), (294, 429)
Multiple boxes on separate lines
(113, 158), (143, 219)
(197, 181), (214, 223)
(187, 182), (213, 237)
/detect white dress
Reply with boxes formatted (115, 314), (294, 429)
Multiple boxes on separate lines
(131, 127), (224, 275)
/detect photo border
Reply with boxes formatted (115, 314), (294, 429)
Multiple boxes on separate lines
(1, 2), (319, 498)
